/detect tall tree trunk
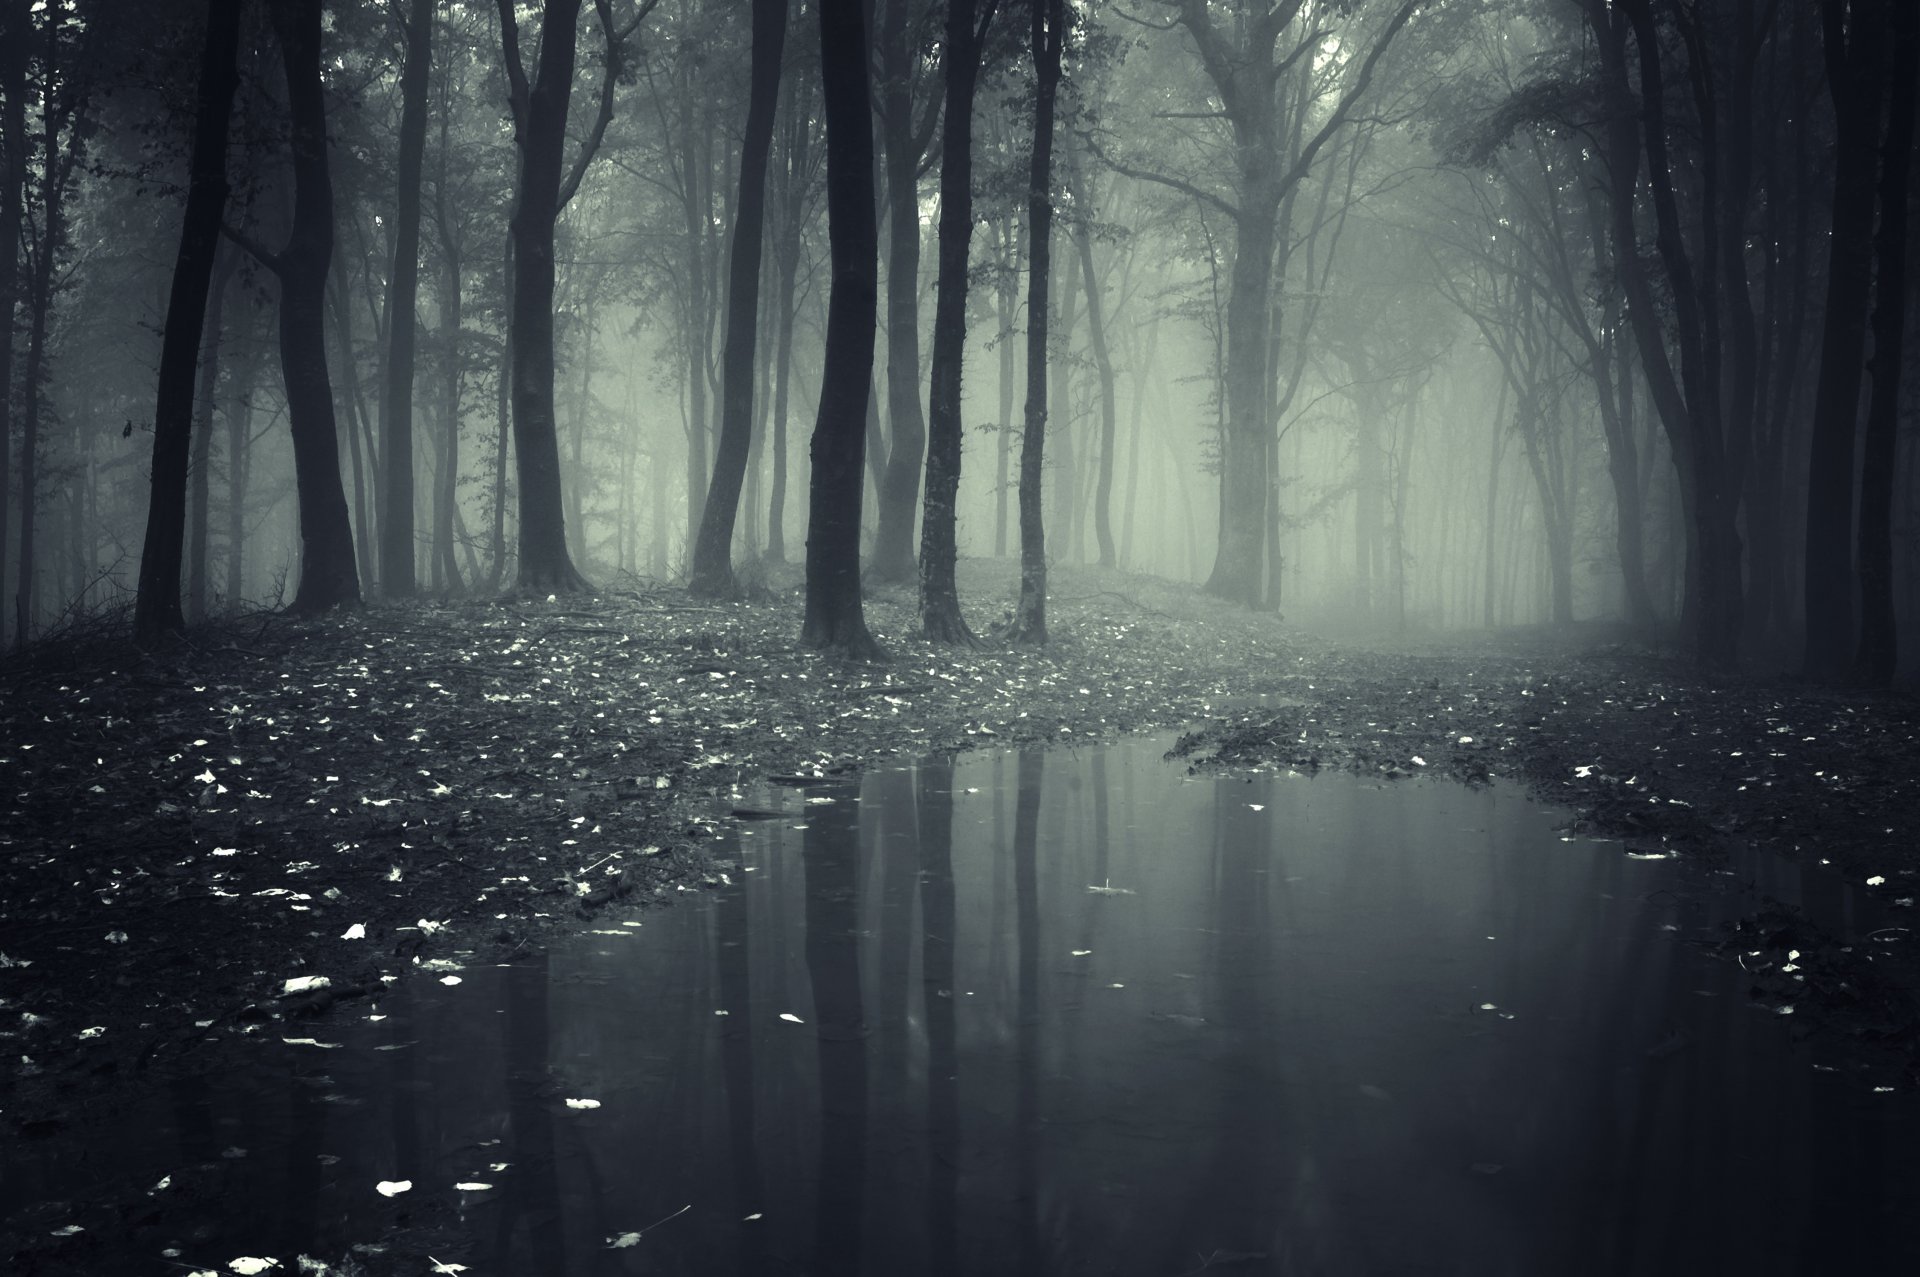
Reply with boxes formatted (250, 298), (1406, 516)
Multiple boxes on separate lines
(432, 151), (466, 595)
(993, 216), (1018, 559)
(496, 0), (598, 594)
(329, 265), (377, 581)
(132, 0), (242, 643)
(1010, 0), (1066, 642)
(267, 0), (360, 613)
(869, 0), (930, 585)
(678, 80), (713, 558)
(1075, 214), (1118, 568)
(690, 0), (786, 596)
(489, 238), (512, 587)
(1803, 0), (1888, 678)
(188, 251), (237, 623)
(919, 0), (993, 642)
(1856, 0), (1916, 685)
(0, 0), (25, 646)
(379, 0), (434, 597)
(224, 330), (261, 608)
(800, 0), (883, 657)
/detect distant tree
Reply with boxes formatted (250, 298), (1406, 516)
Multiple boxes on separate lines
(494, 0), (652, 595)
(689, 0), (787, 597)
(378, 0), (435, 598)
(1007, 0), (1067, 644)
(868, 0), (941, 586)
(800, 0), (883, 657)
(233, 0), (360, 612)
(133, 0), (243, 645)
(917, 0), (999, 642)
(0, 0), (30, 647)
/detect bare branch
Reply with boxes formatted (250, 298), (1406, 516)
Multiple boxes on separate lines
(1083, 131), (1239, 220)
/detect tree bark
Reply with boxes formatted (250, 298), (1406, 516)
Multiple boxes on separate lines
(0, 0), (24, 646)
(265, 0), (360, 613)
(1856, 0), (1916, 685)
(869, 0), (932, 585)
(800, 0), (884, 658)
(918, 0), (993, 642)
(1075, 210), (1118, 568)
(1010, 0), (1066, 643)
(379, 0), (434, 597)
(132, 0), (242, 643)
(188, 250), (237, 624)
(1802, 0), (1888, 678)
(497, 0), (595, 594)
(690, 0), (787, 596)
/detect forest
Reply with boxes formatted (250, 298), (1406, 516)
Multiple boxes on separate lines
(0, 0), (1909, 677)
(5, 0), (1920, 1272)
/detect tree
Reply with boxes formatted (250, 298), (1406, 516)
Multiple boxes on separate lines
(689, 0), (787, 597)
(495, 0), (650, 595)
(1855, 0), (1917, 685)
(133, 0), (243, 645)
(0, 0), (32, 646)
(868, 0), (940, 585)
(1108, 0), (1419, 607)
(918, 0), (999, 642)
(378, 0), (435, 598)
(241, 0), (361, 613)
(1007, 0), (1067, 643)
(800, 0), (883, 658)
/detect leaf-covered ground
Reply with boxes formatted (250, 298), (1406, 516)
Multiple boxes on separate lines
(4, 558), (1919, 1252)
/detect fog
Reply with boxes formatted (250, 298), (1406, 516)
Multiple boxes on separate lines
(0, 0), (1912, 678)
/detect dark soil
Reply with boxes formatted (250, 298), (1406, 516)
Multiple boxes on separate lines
(4, 559), (1919, 1267)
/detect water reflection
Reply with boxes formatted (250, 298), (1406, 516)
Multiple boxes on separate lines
(7, 739), (1918, 1276)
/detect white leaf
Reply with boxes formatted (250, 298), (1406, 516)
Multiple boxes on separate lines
(50, 1225), (83, 1237)
(608, 1233), (642, 1249)
(1070, 949), (1092, 957)
(374, 1180), (412, 1197)
(428, 1260), (468, 1274)
(104, 930), (129, 944)
(282, 975), (331, 995)
(228, 1260), (279, 1275)
(1410, 756), (1427, 767)
(564, 1098), (601, 1110)
(439, 976), (462, 986)
(778, 1012), (804, 1024)
(453, 1182), (493, 1192)
(340, 923), (366, 940)
(281, 1038), (342, 1049)
(77, 1026), (106, 1040)
(1867, 875), (1887, 887)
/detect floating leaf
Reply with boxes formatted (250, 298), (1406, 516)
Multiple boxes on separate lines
(374, 1180), (412, 1197)
(564, 1098), (601, 1110)
(778, 1012), (804, 1024)
(228, 1260), (279, 1275)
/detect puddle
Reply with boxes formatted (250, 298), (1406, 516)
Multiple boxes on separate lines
(7, 738), (1917, 1275)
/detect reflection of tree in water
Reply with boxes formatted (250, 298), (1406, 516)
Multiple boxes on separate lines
(1160, 783), (1283, 1273)
(805, 780), (867, 1272)
(916, 758), (960, 1277)
(497, 952), (565, 1273)
(1013, 749), (1045, 1277)
(716, 851), (766, 1271)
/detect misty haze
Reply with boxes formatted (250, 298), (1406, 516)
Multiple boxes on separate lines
(2, 0), (1918, 1273)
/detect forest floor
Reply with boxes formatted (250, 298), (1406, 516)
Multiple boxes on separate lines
(3, 557), (1919, 1267)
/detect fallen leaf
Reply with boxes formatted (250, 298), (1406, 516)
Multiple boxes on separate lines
(374, 1180), (412, 1197)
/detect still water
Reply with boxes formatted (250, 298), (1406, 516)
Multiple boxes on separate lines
(10, 738), (1918, 1275)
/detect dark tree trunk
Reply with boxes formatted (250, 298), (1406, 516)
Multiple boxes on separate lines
(431, 85), (466, 597)
(224, 330), (261, 608)
(1856, 0), (1916, 685)
(690, 0), (787, 597)
(379, 0), (434, 597)
(994, 217), (1018, 559)
(268, 0), (360, 613)
(801, 0), (883, 658)
(766, 254), (795, 563)
(869, 0), (930, 585)
(188, 251), (238, 624)
(766, 75), (813, 565)
(0, 0), (24, 646)
(1803, 0), (1888, 678)
(919, 0), (992, 643)
(132, 0), (242, 643)
(1010, 0), (1066, 643)
(1074, 211), (1118, 569)
(498, 0), (591, 594)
